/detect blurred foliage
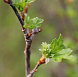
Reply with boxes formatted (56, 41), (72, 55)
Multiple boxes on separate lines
(0, 0), (78, 77)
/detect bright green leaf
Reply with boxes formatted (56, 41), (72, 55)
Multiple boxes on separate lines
(50, 34), (66, 54)
(53, 48), (73, 62)
(39, 34), (73, 62)
(13, 0), (24, 3)
(26, 0), (35, 4)
(13, 2), (26, 12)
(13, 0), (36, 12)
(25, 15), (30, 24)
(24, 17), (44, 30)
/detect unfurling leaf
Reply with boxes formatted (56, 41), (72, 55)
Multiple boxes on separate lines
(13, 0), (36, 12)
(39, 34), (73, 63)
(13, 2), (26, 12)
(50, 34), (66, 54)
(53, 48), (73, 62)
(13, 0), (24, 3)
(24, 16), (44, 30)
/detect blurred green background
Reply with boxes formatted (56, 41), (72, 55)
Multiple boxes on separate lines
(0, 0), (78, 77)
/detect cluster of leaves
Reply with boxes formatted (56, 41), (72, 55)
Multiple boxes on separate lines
(23, 16), (44, 30)
(39, 34), (73, 62)
(13, 0), (35, 12)
(13, 0), (44, 30)
(12, 1), (73, 62)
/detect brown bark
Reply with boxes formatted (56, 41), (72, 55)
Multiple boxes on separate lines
(3, 1), (43, 77)
(25, 40), (32, 77)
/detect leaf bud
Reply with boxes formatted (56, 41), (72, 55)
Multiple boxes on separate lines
(28, 4), (31, 7)
(24, 6), (28, 14)
(38, 28), (43, 32)
(38, 55), (45, 65)
(3, 0), (10, 4)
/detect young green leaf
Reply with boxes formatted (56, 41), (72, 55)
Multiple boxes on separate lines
(39, 34), (73, 63)
(24, 17), (44, 30)
(13, 2), (26, 12)
(13, 0), (35, 12)
(25, 15), (30, 24)
(39, 42), (52, 58)
(13, 0), (35, 4)
(50, 34), (66, 54)
(26, 0), (35, 4)
(13, 0), (24, 3)
(53, 48), (73, 62)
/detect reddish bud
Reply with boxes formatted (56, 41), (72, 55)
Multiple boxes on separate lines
(28, 31), (32, 36)
(34, 69), (37, 72)
(29, 31), (32, 33)
(21, 12), (25, 21)
(38, 28), (43, 32)
(28, 4), (31, 7)
(28, 33), (32, 37)
(3, 0), (10, 4)
(24, 6), (28, 13)
(38, 56), (45, 64)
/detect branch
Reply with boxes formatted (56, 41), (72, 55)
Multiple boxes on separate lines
(10, 5), (24, 27)
(4, 0), (24, 28)
(4, 1), (43, 77)
(28, 55), (46, 77)
(23, 7), (41, 77)
(24, 39), (32, 77)
(4, 1), (31, 77)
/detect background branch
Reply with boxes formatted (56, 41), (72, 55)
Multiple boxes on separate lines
(28, 55), (45, 77)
